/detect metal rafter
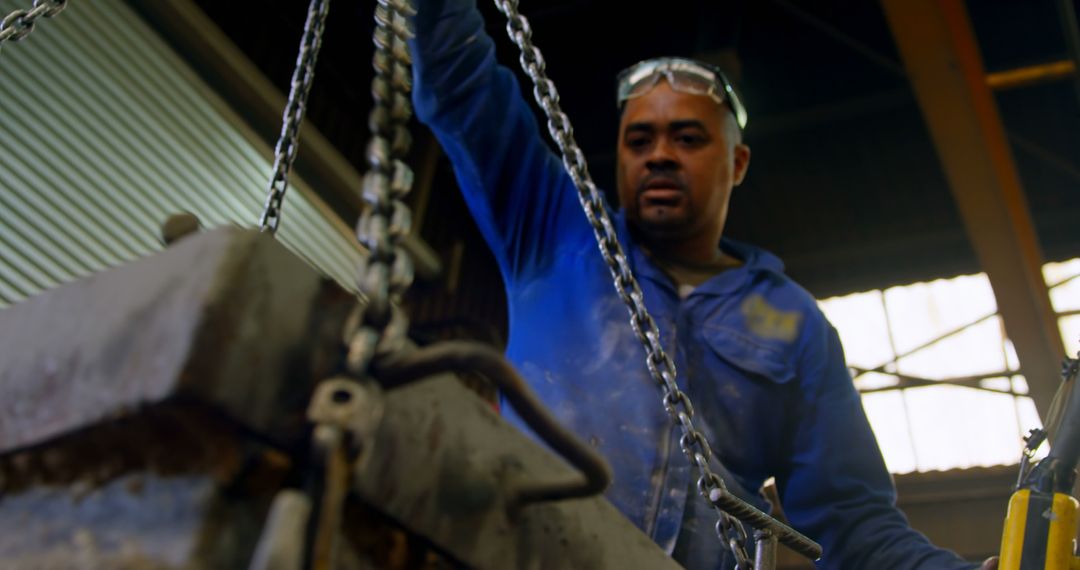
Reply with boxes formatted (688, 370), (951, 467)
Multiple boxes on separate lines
(880, 0), (1066, 420)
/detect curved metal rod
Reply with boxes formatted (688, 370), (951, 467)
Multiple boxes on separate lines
(374, 341), (613, 507)
(709, 487), (822, 561)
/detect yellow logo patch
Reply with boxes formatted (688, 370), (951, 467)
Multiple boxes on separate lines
(740, 294), (802, 343)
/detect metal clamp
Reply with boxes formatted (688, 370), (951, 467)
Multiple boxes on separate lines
(305, 377), (385, 570)
(374, 341), (613, 508)
(307, 377), (385, 461)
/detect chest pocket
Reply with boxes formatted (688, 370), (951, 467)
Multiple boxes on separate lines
(701, 324), (798, 386)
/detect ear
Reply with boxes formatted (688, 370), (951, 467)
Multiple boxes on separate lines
(732, 143), (751, 186)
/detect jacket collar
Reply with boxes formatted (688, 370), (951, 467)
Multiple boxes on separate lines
(613, 209), (786, 296)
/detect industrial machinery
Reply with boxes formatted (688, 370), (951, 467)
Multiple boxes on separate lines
(999, 355), (1080, 570)
(0, 0), (822, 568)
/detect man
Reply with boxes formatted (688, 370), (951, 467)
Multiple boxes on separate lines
(408, 0), (991, 567)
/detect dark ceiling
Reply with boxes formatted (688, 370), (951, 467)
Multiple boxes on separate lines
(187, 0), (1080, 333)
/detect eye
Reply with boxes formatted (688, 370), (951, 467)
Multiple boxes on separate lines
(625, 134), (652, 150)
(675, 132), (706, 146)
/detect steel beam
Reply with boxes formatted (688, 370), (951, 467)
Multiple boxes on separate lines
(987, 60), (1077, 91)
(880, 0), (1066, 419)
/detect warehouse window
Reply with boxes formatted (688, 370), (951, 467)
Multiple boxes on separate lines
(819, 258), (1080, 474)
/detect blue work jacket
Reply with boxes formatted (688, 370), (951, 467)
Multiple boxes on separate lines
(409, 1), (978, 568)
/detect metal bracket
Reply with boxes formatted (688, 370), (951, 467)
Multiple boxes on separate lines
(306, 377), (385, 570)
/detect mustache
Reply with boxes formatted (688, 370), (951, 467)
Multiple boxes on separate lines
(636, 173), (688, 195)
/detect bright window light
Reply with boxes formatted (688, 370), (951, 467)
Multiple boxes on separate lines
(819, 258), (1079, 474)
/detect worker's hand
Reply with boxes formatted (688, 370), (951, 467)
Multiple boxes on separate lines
(980, 556), (998, 570)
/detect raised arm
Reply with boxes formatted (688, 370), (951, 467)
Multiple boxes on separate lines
(408, 0), (591, 283)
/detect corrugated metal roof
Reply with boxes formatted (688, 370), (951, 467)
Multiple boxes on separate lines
(0, 0), (363, 307)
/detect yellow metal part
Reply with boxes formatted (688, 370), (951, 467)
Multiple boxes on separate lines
(1047, 493), (1080, 570)
(998, 489), (1029, 569)
(998, 489), (1080, 569)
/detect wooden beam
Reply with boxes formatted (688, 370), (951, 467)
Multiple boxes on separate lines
(880, 0), (1065, 419)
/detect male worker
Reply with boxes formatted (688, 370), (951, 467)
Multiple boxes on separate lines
(408, 0), (992, 568)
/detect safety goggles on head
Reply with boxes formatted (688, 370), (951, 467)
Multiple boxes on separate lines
(616, 57), (748, 130)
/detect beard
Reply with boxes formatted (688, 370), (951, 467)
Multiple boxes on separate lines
(630, 202), (697, 239)
(630, 186), (696, 237)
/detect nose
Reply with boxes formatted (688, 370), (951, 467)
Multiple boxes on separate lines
(645, 137), (678, 171)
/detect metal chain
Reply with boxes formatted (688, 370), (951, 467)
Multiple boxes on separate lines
(248, 2), (417, 565)
(258, 0), (332, 234)
(344, 0), (417, 376)
(491, 1), (753, 566)
(0, 0), (66, 48)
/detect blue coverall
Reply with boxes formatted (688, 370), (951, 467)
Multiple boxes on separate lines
(408, 1), (978, 567)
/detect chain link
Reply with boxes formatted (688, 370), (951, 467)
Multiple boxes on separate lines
(252, 1), (419, 563)
(491, 0), (753, 566)
(258, 0), (332, 234)
(0, 0), (66, 48)
(344, 0), (418, 376)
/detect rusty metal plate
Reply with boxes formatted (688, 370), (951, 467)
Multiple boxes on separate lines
(0, 226), (679, 569)
(0, 227), (353, 454)
(0, 400), (286, 569)
(0, 472), (266, 570)
(353, 375), (683, 570)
